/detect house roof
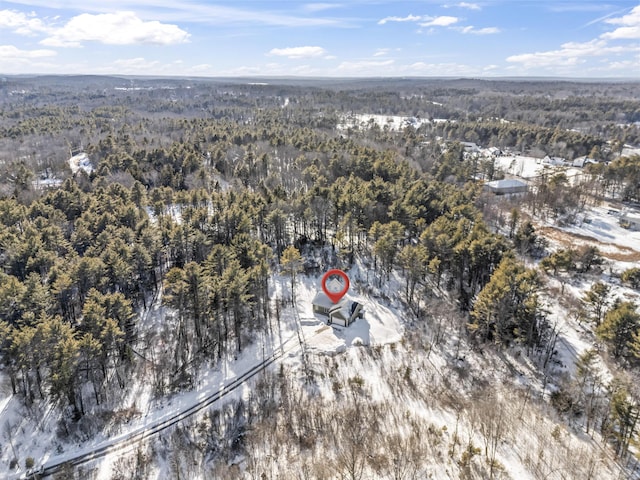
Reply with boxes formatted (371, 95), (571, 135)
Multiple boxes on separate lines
(485, 179), (527, 190)
(312, 291), (346, 309)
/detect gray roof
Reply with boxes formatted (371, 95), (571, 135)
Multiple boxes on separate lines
(485, 179), (527, 189)
(312, 291), (347, 310)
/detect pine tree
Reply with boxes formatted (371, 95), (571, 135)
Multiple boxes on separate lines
(605, 378), (639, 458)
(596, 301), (640, 361)
(469, 256), (542, 349)
(582, 281), (611, 327)
(573, 349), (603, 434)
(280, 246), (303, 305)
(398, 244), (428, 307)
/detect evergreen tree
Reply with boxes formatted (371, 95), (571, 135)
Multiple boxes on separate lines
(597, 301), (640, 361)
(280, 246), (303, 305)
(469, 256), (543, 349)
(582, 281), (611, 327)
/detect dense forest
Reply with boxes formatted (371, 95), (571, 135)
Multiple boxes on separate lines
(0, 76), (639, 478)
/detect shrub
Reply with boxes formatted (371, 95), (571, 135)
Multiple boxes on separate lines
(621, 267), (640, 289)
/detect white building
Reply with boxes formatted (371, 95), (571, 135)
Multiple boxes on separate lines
(572, 156), (598, 168)
(484, 178), (528, 195)
(543, 155), (566, 167)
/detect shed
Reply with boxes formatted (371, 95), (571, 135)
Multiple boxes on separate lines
(484, 179), (528, 195)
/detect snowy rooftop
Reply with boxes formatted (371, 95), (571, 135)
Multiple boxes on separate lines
(485, 178), (527, 189)
(312, 290), (345, 310)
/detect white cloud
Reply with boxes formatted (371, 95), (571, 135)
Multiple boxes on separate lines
(405, 61), (478, 76)
(450, 2), (481, 10)
(602, 26), (640, 39)
(378, 14), (421, 25)
(420, 16), (459, 27)
(303, 3), (342, 12)
(601, 6), (640, 39)
(607, 56), (640, 70)
(507, 39), (639, 68)
(189, 63), (214, 73)
(39, 11), (190, 47)
(268, 46), (328, 59)
(336, 59), (394, 74)
(605, 5), (640, 26)
(507, 7), (640, 73)
(0, 44), (56, 58)
(459, 26), (500, 34)
(0, 9), (49, 35)
(112, 57), (161, 70)
(374, 48), (390, 57)
(4, 1), (347, 28)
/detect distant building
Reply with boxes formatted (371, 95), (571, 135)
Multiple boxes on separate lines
(484, 178), (528, 195)
(461, 142), (481, 153)
(572, 156), (598, 168)
(543, 155), (566, 166)
(32, 177), (63, 190)
(312, 291), (363, 327)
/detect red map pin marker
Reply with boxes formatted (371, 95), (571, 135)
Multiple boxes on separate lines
(321, 269), (350, 304)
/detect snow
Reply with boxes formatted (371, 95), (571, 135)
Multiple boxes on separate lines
(295, 273), (402, 355)
(31, 177), (63, 190)
(44, 270), (401, 477)
(0, 246), (632, 479)
(493, 154), (546, 179)
(68, 152), (94, 176)
(621, 145), (640, 158)
(554, 204), (640, 255)
(338, 113), (431, 131)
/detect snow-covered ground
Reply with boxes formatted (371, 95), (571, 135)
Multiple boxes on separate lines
(338, 113), (433, 131)
(561, 205), (640, 255)
(68, 152), (94, 175)
(294, 275), (403, 355)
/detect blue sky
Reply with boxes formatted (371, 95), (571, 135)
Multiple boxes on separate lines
(1, 1), (639, 77)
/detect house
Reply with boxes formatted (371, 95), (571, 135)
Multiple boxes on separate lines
(572, 156), (598, 168)
(312, 291), (363, 327)
(461, 142), (480, 153)
(543, 155), (566, 166)
(484, 178), (528, 195)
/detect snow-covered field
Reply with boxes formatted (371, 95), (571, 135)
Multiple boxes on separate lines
(562, 205), (640, 255)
